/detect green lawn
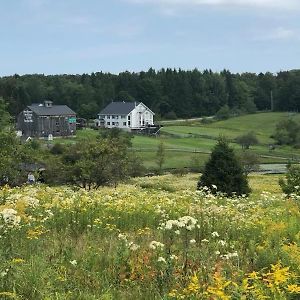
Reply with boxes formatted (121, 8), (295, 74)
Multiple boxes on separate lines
(161, 112), (300, 144)
(46, 112), (300, 170)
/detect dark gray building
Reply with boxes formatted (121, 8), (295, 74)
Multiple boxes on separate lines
(17, 101), (76, 138)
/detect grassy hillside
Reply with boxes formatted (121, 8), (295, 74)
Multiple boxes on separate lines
(161, 112), (300, 144)
(52, 112), (300, 170)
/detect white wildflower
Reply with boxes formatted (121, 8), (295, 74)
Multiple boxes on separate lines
(211, 231), (219, 238)
(170, 255), (178, 260)
(157, 257), (166, 263)
(149, 241), (165, 250)
(190, 239), (196, 244)
(128, 242), (140, 251)
(218, 240), (226, 246)
(70, 260), (77, 266)
(1, 208), (21, 227)
(118, 233), (127, 241)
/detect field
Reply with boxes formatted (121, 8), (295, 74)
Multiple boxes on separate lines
(63, 112), (300, 170)
(1, 174), (300, 299)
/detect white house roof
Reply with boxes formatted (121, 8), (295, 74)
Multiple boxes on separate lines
(99, 102), (138, 115)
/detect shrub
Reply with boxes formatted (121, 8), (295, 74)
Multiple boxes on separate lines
(279, 163), (300, 195)
(235, 131), (259, 150)
(197, 138), (250, 196)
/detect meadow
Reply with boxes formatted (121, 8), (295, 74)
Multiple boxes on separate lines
(1, 173), (300, 299)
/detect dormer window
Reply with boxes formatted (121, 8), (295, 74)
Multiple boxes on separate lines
(44, 100), (53, 108)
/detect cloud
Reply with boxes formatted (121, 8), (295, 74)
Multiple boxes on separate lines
(126, 0), (300, 10)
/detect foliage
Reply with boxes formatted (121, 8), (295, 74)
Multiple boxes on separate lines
(198, 138), (251, 196)
(0, 174), (299, 299)
(47, 131), (139, 189)
(238, 150), (260, 175)
(236, 131), (259, 149)
(2, 69), (299, 121)
(279, 163), (300, 196)
(215, 104), (231, 120)
(273, 119), (300, 146)
(0, 97), (11, 129)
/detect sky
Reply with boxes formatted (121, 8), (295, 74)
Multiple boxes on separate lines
(0, 0), (299, 76)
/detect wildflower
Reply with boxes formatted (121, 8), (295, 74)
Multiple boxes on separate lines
(0, 270), (8, 277)
(218, 240), (226, 246)
(157, 257), (166, 263)
(175, 230), (180, 235)
(212, 231), (219, 238)
(190, 239), (196, 244)
(149, 241), (165, 250)
(201, 239), (209, 243)
(1, 208), (21, 227)
(212, 184), (217, 189)
(170, 255), (178, 260)
(69, 260), (77, 266)
(215, 251), (220, 255)
(128, 242), (140, 251)
(118, 233), (127, 241)
(12, 258), (25, 264)
(287, 284), (300, 293)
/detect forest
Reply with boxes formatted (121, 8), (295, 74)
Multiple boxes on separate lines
(0, 68), (300, 120)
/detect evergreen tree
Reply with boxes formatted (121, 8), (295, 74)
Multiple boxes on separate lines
(197, 138), (250, 196)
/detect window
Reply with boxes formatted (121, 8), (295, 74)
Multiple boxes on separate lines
(107, 122), (110, 125)
(112, 122), (115, 125)
(106, 115), (110, 119)
(123, 122), (126, 126)
(115, 122), (119, 126)
(128, 121), (131, 126)
(121, 115), (126, 119)
(112, 115), (115, 119)
(128, 115), (131, 120)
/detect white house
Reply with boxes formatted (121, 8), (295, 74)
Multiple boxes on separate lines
(96, 102), (155, 131)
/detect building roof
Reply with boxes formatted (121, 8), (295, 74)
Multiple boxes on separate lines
(28, 103), (76, 116)
(99, 102), (140, 115)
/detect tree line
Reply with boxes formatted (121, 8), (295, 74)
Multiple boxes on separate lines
(1, 68), (300, 120)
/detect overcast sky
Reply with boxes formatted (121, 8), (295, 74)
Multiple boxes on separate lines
(0, 0), (299, 76)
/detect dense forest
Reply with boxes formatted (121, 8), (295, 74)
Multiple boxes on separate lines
(0, 68), (300, 120)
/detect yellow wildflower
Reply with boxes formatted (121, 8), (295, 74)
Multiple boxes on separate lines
(287, 284), (300, 294)
(11, 258), (25, 264)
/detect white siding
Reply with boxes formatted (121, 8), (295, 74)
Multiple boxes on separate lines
(97, 102), (154, 131)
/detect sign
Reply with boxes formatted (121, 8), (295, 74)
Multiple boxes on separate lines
(24, 110), (33, 123)
(68, 117), (76, 124)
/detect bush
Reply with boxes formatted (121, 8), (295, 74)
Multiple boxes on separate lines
(279, 163), (300, 195)
(273, 119), (300, 146)
(235, 131), (259, 150)
(197, 138), (250, 196)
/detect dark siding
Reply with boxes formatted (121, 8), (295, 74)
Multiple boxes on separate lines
(17, 110), (76, 138)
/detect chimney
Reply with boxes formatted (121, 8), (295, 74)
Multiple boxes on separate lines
(44, 100), (53, 108)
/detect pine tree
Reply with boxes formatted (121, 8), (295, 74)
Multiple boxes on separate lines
(197, 138), (250, 196)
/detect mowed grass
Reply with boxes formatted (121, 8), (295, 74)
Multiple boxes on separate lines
(161, 112), (300, 144)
